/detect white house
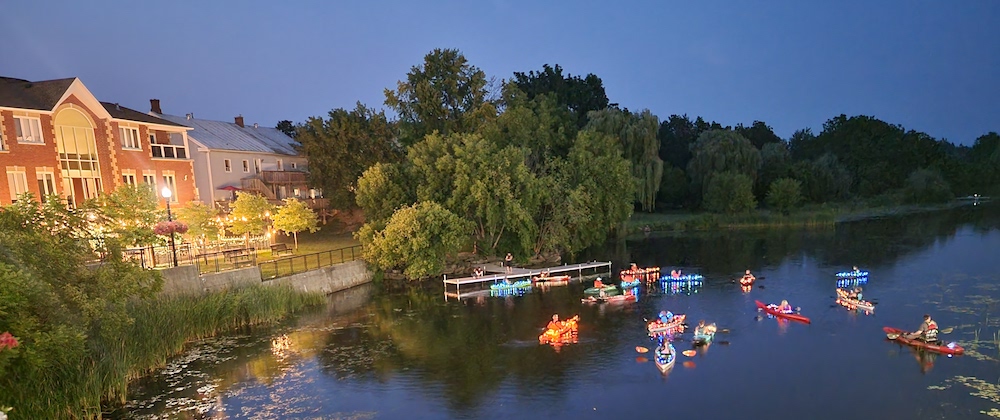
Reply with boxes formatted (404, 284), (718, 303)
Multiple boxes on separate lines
(149, 100), (324, 209)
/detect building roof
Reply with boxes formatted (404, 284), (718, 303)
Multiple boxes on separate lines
(0, 76), (76, 110)
(155, 113), (299, 155)
(102, 102), (187, 127)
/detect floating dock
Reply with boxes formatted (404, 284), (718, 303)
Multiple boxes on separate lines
(443, 261), (612, 300)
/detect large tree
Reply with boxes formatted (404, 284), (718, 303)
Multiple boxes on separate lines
(86, 184), (161, 247)
(686, 129), (762, 199)
(227, 192), (275, 247)
(357, 201), (471, 279)
(275, 120), (296, 138)
(509, 64), (609, 128)
(384, 48), (496, 146)
(295, 102), (401, 208)
(657, 114), (724, 170)
(585, 108), (662, 212)
(735, 120), (783, 150)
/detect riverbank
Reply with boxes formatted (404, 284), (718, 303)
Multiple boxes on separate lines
(628, 200), (983, 234)
(1, 285), (325, 418)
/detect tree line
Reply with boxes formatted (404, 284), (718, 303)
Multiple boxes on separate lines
(286, 48), (1000, 279)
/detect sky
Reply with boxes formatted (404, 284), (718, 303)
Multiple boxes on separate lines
(1, 0), (998, 145)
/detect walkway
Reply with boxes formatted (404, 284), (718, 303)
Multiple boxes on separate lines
(443, 261), (612, 300)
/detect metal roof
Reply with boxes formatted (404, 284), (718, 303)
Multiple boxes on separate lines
(155, 113), (299, 155)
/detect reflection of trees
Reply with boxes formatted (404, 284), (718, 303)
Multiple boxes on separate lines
(579, 204), (1000, 277)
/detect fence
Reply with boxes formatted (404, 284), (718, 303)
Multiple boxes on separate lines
(125, 243), (196, 269)
(259, 245), (363, 280)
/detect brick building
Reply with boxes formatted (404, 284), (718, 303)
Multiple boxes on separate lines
(0, 76), (196, 208)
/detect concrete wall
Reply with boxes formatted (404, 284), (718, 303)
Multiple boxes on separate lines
(264, 260), (372, 295)
(158, 260), (372, 297)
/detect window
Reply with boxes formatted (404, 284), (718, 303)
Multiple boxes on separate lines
(255, 159), (261, 174)
(36, 171), (57, 197)
(242, 160), (250, 173)
(14, 117), (44, 144)
(149, 133), (156, 145)
(224, 159), (232, 172)
(119, 127), (141, 149)
(122, 173), (137, 186)
(6, 168), (28, 201)
(142, 172), (156, 191)
(276, 159), (283, 171)
(290, 162), (297, 169)
(162, 174), (177, 203)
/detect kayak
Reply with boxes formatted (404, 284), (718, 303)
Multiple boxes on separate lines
(835, 289), (875, 312)
(584, 284), (619, 296)
(539, 316), (580, 345)
(693, 331), (715, 345)
(654, 343), (676, 373)
(755, 300), (811, 324)
(883, 327), (964, 355)
(739, 276), (755, 286)
(620, 279), (642, 289)
(533, 275), (570, 287)
(660, 274), (704, 283)
(582, 293), (637, 304)
(648, 314), (687, 334)
(836, 270), (869, 278)
(490, 279), (532, 290)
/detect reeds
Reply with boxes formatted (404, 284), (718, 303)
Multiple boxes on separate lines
(0, 285), (324, 418)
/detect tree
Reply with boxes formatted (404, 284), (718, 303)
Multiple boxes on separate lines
(702, 171), (756, 214)
(276, 120), (296, 138)
(687, 129), (762, 201)
(585, 108), (663, 212)
(903, 169), (953, 204)
(295, 102), (401, 208)
(766, 178), (803, 214)
(384, 48), (496, 146)
(355, 163), (414, 224)
(656, 165), (689, 208)
(87, 184), (161, 247)
(735, 120), (783, 150)
(791, 153), (852, 203)
(509, 64), (609, 128)
(176, 201), (222, 254)
(657, 115), (724, 171)
(272, 198), (320, 249)
(788, 128), (818, 161)
(227, 192), (274, 247)
(757, 142), (792, 199)
(357, 201), (470, 279)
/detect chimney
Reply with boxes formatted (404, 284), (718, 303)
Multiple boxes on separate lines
(235, 115), (244, 127)
(186, 113), (193, 120)
(253, 123), (259, 128)
(150, 99), (162, 114)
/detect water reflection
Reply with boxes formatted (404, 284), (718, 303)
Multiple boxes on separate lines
(110, 204), (1000, 419)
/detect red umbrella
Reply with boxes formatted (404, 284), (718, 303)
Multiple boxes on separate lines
(219, 185), (242, 191)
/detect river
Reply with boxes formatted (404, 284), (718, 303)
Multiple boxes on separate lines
(109, 203), (1000, 419)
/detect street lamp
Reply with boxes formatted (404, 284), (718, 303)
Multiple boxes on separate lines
(161, 186), (178, 267)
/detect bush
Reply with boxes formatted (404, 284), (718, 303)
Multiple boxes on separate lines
(904, 168), (953, 204)
(702, 171), (757, 214)
(766, 178), (803, 214)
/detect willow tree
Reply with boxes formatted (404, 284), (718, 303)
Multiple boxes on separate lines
(585, 108), (662, 212)
(687, 129), (762, 196)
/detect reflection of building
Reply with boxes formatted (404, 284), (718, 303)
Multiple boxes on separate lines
(0, 77), (196, 207)
(150, 101), (325, 210)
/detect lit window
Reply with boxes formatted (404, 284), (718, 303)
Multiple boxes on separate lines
(14, 117), (44, 144)
(119, 127), (141, 149)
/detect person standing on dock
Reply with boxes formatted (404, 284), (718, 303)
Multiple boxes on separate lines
(505, 253), (513, 273)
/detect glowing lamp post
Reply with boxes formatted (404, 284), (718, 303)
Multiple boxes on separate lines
(161, 186), (178, 267)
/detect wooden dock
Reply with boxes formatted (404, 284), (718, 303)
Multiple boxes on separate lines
(443, 261), (612, 300)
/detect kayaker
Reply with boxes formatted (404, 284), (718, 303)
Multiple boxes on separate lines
(778, 300), (793, 314)
(671, 269), (682, 279)
(547, 314), (562, 331)
(659, 310), (674, 324)
(905, 314), (939, 342)
(694, 320), (706, 335)
(742, 269), (756, 283)
(852, 266), (860, 273)
(594, 277), (604, 288)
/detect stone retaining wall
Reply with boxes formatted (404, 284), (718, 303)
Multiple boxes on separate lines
(158, 260), (372, 297)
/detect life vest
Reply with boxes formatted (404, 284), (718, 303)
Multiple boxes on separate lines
(925, 320), (939, 340)
(547, 321), (562, 331)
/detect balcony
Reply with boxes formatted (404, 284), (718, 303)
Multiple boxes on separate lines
(151, 143), (188, 159)
(260, 170), (308, 184)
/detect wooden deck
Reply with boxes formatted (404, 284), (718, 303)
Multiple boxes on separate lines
(443, 261), (612, 300)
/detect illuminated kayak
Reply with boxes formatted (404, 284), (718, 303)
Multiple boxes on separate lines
(836, 270), (869, 278)
(755, 300), (811, 324)
(835, 289), (875, 312)
(883, 327), (963, 355)
(648, 314), (687, 334)
(654, 343), (676, 373)
(739, 275), (755, 286)
(490, 279), (532, 290)
(660, 274), (704, 283)
(584, 283), (619, 296)
(620, 266), (660, 280)
(692, 324), (717, 345)
(533, 274), (570, 287)
(582, 293), (637, 304)
(620, 279), (642, 289)
(539, 316), (580, 345)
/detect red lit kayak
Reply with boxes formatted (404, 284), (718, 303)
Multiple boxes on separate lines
(883, 327), (964, 355)
(755, 300), (811, 324)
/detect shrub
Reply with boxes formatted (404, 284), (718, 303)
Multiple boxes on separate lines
(904, 168), (953, 204)
(702, 171), (757, 214)
(766, 178), (803, 214)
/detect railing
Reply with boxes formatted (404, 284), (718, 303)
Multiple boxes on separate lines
(151, 143), (188, 159)
(240, 177), (277, 199)
(194, 247), (259, 273)
(259, 245), (363, 280)
(125, 243), (196, 268)
(261, 170), (308, 184)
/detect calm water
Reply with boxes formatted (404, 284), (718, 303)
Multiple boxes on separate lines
(110, 204), (1000, 419)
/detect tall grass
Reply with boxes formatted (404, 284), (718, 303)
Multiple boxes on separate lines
(1, 285), (324, 418)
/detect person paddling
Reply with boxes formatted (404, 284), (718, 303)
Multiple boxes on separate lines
(742, 269), (756, 283)
(905, 314), (939, 343)
(547, 314), (562, 331)
(778, 300), (793, 314)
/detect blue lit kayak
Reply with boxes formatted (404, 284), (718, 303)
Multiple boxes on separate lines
(490, 280), (532, 290)
(836, 270), (869, 278)
(654, 343), (676, 373)
(660, 274), (704, 283)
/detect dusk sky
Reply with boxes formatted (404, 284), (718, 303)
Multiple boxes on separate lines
(2, 1), (997, 145)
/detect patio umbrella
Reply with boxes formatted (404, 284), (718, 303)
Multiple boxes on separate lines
(219, 185), (241, 199)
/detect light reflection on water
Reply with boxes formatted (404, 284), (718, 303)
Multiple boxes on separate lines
(110, 205), (1000, 419)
